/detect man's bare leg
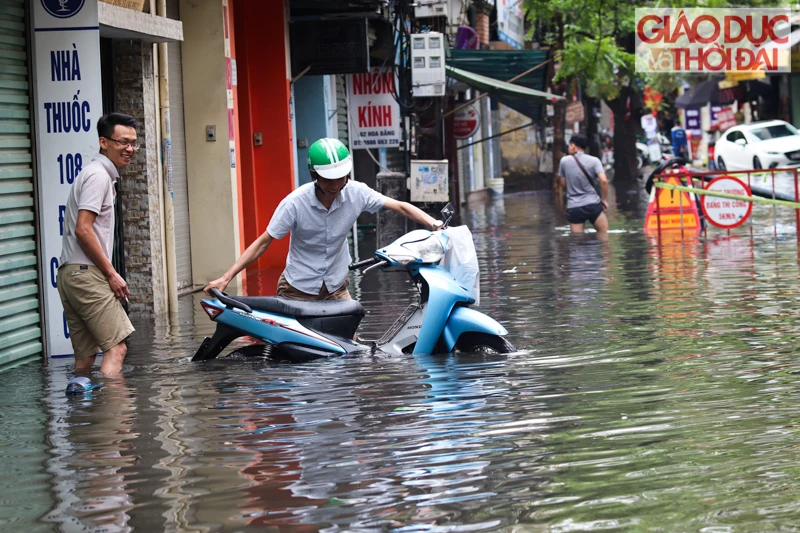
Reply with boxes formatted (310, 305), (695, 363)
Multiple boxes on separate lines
(75, 355), (96, 373)
(100, 341), (127, 377)
(593, 213), (609, 233)
(570, 223), (585, 233)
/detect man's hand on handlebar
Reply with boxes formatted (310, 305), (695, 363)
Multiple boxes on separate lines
(204, 276), (230, 297)
(431, 220), (444, 230)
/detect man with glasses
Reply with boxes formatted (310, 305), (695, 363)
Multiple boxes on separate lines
(58, 113), (137, 376)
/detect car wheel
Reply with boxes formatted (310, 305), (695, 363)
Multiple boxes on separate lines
(717, 157), (726, 171)
(753, 156), (762, 169)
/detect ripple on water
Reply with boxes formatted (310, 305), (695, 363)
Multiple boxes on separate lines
(2, 193), (800, 531)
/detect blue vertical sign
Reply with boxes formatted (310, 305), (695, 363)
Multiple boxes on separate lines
(33, 0), (102, 357)
(497, 0), (523, 50)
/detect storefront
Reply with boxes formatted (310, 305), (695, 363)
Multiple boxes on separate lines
(0, 0), (184, 368)
(0, 0), (42, 367)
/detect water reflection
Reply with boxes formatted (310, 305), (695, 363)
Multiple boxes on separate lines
(44, 364), (138, 532)
(1, 191), (800, 531)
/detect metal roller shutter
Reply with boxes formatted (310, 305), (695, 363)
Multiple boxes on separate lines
(386, 147), (405, 173)
(167, 0), (192, 289)
(0, 0), (42, 367)
(335, 75), (348, 145)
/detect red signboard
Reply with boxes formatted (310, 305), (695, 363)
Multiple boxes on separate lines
(702, 176), (752, 229)
(716, 107), (737, 132)
(453, 103), (480, 139)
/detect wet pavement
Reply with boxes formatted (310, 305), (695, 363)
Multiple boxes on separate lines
(3, 185), (800, 532)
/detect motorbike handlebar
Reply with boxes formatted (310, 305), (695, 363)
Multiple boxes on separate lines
(645, 156), (688, 194)
(349, 257), (380, 271)
(210, 288), (253, 313)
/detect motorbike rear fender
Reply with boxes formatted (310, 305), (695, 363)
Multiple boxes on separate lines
(208, 300), (346, 354)
(442, 306), (508, 352)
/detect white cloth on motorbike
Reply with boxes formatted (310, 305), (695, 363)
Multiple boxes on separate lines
(648, 142), (662, 162)
(267, 181), (388, 295)
(441, 225), (480, 306)
(641, 114), (658, 140)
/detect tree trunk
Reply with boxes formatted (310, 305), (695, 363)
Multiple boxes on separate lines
(586, 96), (600, 156)
(610, 86), (640, 189)
(553, 100), (565, 175)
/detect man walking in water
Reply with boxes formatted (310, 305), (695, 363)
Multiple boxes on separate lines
(558, 134), (610, 233)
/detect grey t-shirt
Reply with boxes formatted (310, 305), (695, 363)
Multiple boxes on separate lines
(558, 152), (604, 208)
(60, 154), (119, 267)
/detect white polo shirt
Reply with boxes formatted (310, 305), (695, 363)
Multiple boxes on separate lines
(267, 180), (388, 295)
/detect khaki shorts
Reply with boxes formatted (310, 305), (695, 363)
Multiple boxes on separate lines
(57, 264), (135, 359)
(276, 273), (352, 301)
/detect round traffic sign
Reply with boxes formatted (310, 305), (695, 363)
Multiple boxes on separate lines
(453, 103), (480, 139)
(701, 176), (753, 229)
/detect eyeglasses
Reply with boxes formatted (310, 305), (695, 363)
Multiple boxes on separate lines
(104, 137), (139, 150)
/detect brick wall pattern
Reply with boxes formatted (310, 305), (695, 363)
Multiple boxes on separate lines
(113, 40), (167, 319)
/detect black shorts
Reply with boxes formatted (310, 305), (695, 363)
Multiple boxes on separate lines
(566, 202), (604, 224)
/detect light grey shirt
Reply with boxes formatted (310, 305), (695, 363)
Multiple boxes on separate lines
(267, 181), (388, 295)
(60, 154), (118, 267)
(558, 152), (604, 209)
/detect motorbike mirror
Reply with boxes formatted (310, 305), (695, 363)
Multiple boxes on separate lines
(441, 203), (455, 229)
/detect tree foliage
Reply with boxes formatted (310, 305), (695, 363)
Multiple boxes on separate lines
(523, 0), (791, 103)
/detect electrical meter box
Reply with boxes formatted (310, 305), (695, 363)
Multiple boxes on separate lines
(411, 32), (446, 97)
(409, 159), (449, 202)
(414, 0), (447, 18)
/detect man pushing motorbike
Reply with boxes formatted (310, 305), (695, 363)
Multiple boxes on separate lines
(204, 138), (441, 301)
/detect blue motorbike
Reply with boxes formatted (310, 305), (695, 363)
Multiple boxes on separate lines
(192, 204), (514, 362)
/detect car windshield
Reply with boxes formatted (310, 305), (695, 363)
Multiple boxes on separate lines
(749, 124), (799, 141)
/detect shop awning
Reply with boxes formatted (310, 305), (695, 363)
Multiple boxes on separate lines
(447, 49), (564, 120)
(446, 65), (564, 119)
(675, 78), (774, 109)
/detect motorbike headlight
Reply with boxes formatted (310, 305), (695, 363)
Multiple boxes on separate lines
(415, 235), (446, 263)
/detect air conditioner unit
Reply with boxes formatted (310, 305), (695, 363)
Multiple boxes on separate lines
(410, 32), (446, 97)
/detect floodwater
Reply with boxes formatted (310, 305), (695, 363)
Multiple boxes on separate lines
(3, 185), (800, 532)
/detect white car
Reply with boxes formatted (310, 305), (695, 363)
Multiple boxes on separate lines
(715, 120), (800, 171)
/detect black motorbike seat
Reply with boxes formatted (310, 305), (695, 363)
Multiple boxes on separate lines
(227, 296), (364, 318)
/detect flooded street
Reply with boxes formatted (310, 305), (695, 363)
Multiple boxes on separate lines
(3, 188), (800, 532)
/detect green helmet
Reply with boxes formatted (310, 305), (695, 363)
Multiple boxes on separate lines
(307, 138), (352, 180)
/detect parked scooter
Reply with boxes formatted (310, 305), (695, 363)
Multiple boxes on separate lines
(636, 133), (674, 169)
(192, 204), (514, 363)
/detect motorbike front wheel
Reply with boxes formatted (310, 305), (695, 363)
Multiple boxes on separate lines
(455, 332), (515, 354)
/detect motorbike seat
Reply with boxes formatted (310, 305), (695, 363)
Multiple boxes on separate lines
(227, 296), (364, 318)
